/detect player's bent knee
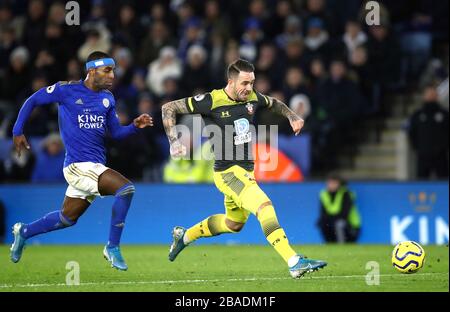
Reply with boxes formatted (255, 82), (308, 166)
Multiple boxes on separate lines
(225, 219), (245, 232)
(256, 201), (273, 218)
(59, 211), (77, 227)
(115, 183), (135, 197)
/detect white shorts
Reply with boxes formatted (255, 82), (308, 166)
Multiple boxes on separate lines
(63, 162), (109, 203)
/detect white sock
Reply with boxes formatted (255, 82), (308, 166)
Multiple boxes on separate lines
(288, 254), (300, 267)
(183, 232), (192, 245)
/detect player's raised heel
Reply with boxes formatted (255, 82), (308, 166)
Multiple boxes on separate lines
(10, 222), (27, 263)
(289, 255), (327, 279)
(169, 226), (187, 262)
(103, 246), (128, 271)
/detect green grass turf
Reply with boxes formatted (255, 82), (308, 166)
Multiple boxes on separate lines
(0, 244), (448, 292)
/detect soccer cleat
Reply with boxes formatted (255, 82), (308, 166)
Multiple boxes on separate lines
(289, 255), (327, 279)
(103, 245), (128, 271)
(168, 226), (188, 262)
(10, 223), (27, 263)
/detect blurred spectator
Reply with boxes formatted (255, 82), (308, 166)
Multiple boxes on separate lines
(419, 59), (449, 110)
(113, 4), (143, 52)
(0, 26), (18, 71)
(0, 4), (13, 35)
(341, 20), (367, 61)
(0, 199), (5, 243)
(146, 46), (182, 97)
(271, 0), (295, 38)
(282, 37), (309, 73)
(302, 0), (335, 37)
(289, 94), (311, 125)
(348, 45), (374, 114)
(366, 23), (401, 113)
(308, 57), (327, 93)
(77, 27), (112, 62)
(181, 45), (210, 96)
(407, 85), (449, 179)
(203, 0), (230, 40)
(66, 58), (82, 81)
(254, 74), (271, 96)
(111, 47), (135, 101)
(138, 21), (175, 67)
(177, 16), (205, 63)
(2, 145), (35, 182)
(207, 29), (227, 89)
(255, 42), (284, 90)
(275, 15), (302, 50)
(21, 0), (47, 58)
(2, 46), (31, 103)
(304, 17), (330, 62)
(313, 59), (366, 170)
(282, 67), (309, 102)
(34, 48), (59, 83)
(160, 77), (183, 103)
(31, 132), (65, 182)
(239, 17), (264, 62)
(247, 0), (271, 34)
(47, 2), (66, 25)
(437, 77), (449, 111)
(130, 69), (149, 102)
(317, 173), (361, 243)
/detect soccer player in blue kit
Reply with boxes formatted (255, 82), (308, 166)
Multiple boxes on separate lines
(9, 51), (152, 271)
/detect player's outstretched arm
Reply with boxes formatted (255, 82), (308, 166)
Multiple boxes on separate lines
(107, 109), (152, 140)
(161, 98), (190, 157)
(12, 83), (62, 156)
(268, 97), (305, 136)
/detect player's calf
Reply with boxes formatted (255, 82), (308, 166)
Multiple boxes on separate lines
(10, 211), (76, 263)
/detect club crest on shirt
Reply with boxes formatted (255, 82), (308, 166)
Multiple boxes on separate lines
(103, 98), (110, 108)
(246, 103), (254, 115)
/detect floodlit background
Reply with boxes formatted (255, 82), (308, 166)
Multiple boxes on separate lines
(0, 0), (448, 245)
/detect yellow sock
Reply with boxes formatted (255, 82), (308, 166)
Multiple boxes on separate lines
(185, 214), (234, 243)
(258, 205), (297, 263)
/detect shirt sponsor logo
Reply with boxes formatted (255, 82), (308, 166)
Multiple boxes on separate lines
(77, 114), (105, 129)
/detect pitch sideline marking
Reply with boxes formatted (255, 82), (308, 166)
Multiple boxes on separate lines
(0, 272), (447, 289)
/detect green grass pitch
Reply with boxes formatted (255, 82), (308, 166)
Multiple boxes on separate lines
(0, 244), (448, 292)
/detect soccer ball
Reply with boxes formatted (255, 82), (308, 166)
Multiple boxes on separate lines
(391, 241), (426, 273)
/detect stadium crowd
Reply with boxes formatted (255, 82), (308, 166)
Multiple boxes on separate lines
(0, 0), (448, 182)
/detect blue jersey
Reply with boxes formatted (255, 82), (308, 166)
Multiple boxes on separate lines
(13, 80), (139, 167)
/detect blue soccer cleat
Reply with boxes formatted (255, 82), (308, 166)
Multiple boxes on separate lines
(289, 255), (327, 279)
(10, 222), (27, 263)
(103, 245), (128, 271)
(168, 226), (188, 262)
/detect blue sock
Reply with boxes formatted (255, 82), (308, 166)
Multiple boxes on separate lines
(21, 211), (76, 239)
(107, 183), (135, 248)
